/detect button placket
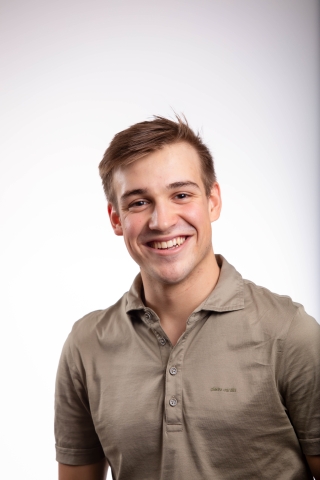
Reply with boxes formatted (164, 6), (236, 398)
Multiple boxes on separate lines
(165, 345), (184, 428)
(163, 311), (208, 431)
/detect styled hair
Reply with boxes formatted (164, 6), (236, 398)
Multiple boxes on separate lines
(98, 114), (216, 211)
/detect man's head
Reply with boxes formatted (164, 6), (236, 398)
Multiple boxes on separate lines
(99, 115), (217, 214)
(99, 115), (221, 288)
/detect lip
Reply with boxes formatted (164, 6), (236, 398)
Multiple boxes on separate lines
(145, 234), (190, 244)
(143, 235), (191, 255)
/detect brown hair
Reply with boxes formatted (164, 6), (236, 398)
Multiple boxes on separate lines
(98, 114), (216, 211)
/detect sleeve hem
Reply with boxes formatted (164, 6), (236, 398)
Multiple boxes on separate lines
(56, 445), (105, 466)
(299, 438), (320, 456)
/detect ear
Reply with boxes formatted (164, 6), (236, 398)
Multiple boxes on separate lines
(108, 203), (123, 236)
(208, 182), (222, 222)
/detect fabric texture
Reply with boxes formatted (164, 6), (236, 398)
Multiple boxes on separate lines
(55, 255), (320, 479)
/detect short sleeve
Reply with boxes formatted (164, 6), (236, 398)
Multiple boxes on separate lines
(278, 306), (320, 455)
(54, 333), (105, 465)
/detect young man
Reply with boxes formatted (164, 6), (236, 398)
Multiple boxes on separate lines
(55, 116), (320, 480)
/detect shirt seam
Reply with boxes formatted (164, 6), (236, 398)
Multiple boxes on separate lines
(299, 437), (320, 443)
(278, 305), (302, 358)
(64, 337), (90, 412)
(276, 305), (304, 396)
(56, 445), (103, 454)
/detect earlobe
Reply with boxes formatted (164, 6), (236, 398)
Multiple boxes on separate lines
(108, 203), (123, 236)
(208, 182), (222, 222)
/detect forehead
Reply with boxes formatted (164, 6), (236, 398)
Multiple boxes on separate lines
(113, 142), (204, 195)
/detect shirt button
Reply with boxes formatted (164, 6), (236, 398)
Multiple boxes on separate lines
(169, 366), (178, 375)
(159, 337), (166, 346)
(145, 312), (151, 319)
(169, 397), (178, 407)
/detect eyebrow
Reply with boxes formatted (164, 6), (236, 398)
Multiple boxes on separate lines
(120, 181), (201, 203)
(120, 188), (148, 202)
(167, 181), (200, 190)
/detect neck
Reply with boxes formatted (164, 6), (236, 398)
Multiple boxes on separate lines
(141, 251), (220, 332)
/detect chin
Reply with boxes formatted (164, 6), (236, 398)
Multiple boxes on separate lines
(150, 267), (192, 286)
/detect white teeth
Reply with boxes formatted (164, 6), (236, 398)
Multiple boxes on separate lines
(151, 237), (186, 249)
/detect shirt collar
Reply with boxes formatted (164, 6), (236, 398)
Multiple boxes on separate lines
(125, 254), (244, 314)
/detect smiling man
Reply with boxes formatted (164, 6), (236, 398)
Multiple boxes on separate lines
(55, 116), (320, 480)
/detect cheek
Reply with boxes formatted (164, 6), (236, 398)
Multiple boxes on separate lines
(183, 204), (209, 226)
(122, 216), (145, 241)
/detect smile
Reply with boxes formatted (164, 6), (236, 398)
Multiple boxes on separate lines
(148, 236), (187, 250)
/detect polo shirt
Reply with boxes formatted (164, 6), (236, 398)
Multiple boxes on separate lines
(55, 255), (320, 479)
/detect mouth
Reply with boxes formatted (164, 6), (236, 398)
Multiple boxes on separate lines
(147, 236), (188, 250)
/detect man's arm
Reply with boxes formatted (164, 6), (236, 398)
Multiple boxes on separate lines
(306, 455), (320, 480)
(59, 458), (108, 480)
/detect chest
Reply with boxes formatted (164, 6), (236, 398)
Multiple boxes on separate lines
(84, 314), (286, 454)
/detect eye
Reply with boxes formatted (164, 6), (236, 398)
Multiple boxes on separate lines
(175, 193), (190, 200)
(128, 200), (149, 209)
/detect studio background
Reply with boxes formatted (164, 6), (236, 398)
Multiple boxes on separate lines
(0, 1), (319, 479)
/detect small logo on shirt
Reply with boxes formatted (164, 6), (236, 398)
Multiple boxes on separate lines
(210, 387), (237, 392)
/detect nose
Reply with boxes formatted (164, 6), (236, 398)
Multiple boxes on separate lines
(148, 201), (178, 232)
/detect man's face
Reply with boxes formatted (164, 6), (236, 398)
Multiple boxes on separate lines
(108, 142), (221, 286)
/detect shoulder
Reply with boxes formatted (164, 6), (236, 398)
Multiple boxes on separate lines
(243, 278), (300, 313)
(65, 291), (131, 354)
(242, 278), (319, 340)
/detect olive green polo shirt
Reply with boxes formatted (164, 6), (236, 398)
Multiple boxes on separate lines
(55, 255), (320, 479)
